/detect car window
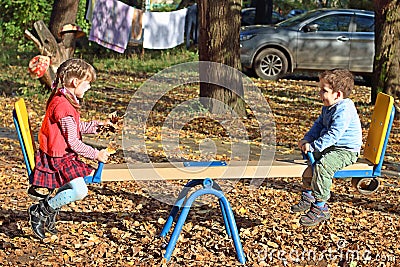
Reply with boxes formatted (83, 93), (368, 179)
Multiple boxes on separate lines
(242, 10), (255, 25)
(242, 9), (283, 25)
(355, 15), (374, 32)
(277, 10), (323, 27)
(311, 14), (352, 32)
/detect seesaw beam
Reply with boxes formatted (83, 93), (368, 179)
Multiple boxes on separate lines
(100, 160), (373, 182)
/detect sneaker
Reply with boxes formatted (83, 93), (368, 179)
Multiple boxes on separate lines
(300, 203), (331, 227)
(291, 192), (315, 213)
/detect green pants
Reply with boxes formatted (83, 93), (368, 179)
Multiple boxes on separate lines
(303, 147), (358, 202)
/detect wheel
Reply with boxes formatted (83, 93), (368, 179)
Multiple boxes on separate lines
(362, 75), (372, 85)
(254, 48), (288, 80)
(351, 177), (380, 195)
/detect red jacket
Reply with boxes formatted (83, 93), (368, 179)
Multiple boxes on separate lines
(39, 92), (81, 157)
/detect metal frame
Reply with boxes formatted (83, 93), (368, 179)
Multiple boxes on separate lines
(160, 178), (246, 264)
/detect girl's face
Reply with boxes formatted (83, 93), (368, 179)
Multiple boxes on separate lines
(74, 79), (91, 98)
(318, 79), (342, 106)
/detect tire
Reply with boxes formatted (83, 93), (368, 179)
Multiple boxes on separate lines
(362, 75), (372, 85)
(254, 48), (288, 80)
(351, 177), (380, 195)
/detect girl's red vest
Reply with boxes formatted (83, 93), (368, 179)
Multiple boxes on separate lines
(39, 93), (81, 157)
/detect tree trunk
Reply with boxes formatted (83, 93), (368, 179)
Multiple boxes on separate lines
(373, 0), (400, 116)
(25, 0), (80, 90)
(198, 0), (246, 117)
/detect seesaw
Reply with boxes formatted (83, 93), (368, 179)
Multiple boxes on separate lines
(13, 92), (395, 264)
(100, 91), (395, 196)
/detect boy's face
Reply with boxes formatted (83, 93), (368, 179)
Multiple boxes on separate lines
(318, 79), (343, 106)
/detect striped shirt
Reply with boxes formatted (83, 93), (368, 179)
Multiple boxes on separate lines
(59, 116), (100, 160)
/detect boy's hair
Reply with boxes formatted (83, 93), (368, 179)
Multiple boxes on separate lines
(318, 69), (354, 98)
(47, 58), (96, 110)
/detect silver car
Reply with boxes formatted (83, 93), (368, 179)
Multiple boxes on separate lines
(240, 9), (374, 80)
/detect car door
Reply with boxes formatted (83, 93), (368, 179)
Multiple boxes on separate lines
(296, 13), (353, 70)
(349, 14), (374, 73)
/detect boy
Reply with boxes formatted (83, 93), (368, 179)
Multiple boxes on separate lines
(291, 69), (362, 227)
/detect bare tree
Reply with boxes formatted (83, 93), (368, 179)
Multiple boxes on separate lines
(373, 0), (400, 115)
(198, 0), (246, 117)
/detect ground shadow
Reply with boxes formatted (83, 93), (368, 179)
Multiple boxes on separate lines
(242, 69), (370, 87)
(0, 80), (26, 96)
(257, 176), (400, 216)
(0, 184), (260, 241)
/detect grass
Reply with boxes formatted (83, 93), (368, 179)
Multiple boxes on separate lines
(0, 44), (199, 97)
(92, 46), (199, 75)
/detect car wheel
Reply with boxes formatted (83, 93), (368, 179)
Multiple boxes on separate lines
(254, 48), (288, 80)
(362, 75), (372, 85)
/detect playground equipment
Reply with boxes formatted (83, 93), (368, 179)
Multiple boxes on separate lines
(13, 92), (395, 264)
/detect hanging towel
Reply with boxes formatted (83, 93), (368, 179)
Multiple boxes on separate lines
(130, 7), (144, 43)
(143, 8), (187, 49)
(89, 0), (134, 53)
(85, 0), (97, 21)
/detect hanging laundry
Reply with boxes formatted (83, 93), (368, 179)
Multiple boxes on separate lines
(185, 3), (198, 49)
(85, 0), (97, 21)
(143, 8), (187, 49)
(130, 7), (144, 43)
(89, 0), (134, 53)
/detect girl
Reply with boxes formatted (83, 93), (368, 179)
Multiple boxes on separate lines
(28, 58), (109, 239)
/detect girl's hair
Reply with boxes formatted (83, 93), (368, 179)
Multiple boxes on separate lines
(318, 69), (354, 98)
(47, 58), (96, 110)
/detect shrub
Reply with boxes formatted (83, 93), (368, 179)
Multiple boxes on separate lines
(0, 0), (52, 49)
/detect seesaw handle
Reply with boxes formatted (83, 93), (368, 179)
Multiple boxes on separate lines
(84, 162), (104, 184)
(307, 151), (315, 165)
(92, 162), (104, 183)
(302, 151), (315, 165)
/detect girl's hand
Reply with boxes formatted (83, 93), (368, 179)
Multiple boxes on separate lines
(96, 149), (110, 163)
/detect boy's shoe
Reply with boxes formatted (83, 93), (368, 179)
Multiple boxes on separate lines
(291, 191), (315, 213)
(299, 203), (330, 227)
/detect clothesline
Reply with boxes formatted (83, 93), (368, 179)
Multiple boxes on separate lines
(86, 0), (194, 53)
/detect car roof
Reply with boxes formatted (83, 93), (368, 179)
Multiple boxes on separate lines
(312, 8), (374, 15)
(270, 8), (374, 29)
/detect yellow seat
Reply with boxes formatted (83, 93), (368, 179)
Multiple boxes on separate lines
(326, 92), (395, 194)
(363, 92), (394, 165)
(13, 98), (36, 175)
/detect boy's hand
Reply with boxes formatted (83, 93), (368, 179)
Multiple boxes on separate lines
(300, 142), (311, 153)
(298, 139), (308, 150)
(96, 149), (110, 163)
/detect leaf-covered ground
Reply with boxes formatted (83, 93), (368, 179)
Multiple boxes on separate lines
(0, 70), (399, 267)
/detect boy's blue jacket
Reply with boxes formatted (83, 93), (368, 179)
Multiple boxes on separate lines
(303, 98), (362, 153)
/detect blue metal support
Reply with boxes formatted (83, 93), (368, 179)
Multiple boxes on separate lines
(84, 162), (104, 184)
(13, 111), (32, 176)
(160, 179), (203, 237)
(371, 106), (395, 177)
(161, 178), (246, 264)
(219, 198), (231, 238)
